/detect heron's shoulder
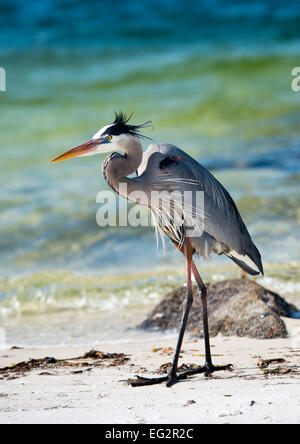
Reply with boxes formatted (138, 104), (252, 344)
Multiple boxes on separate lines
(137, 144), (192, 176)
(154, 143), (190, 158)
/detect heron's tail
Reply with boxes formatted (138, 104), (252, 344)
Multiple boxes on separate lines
(225, 244), (264, 276)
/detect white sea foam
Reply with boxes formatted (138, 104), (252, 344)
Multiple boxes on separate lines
(257, 276), (300, 296)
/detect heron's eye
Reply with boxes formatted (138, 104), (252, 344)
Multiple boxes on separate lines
(106, 135), (112, 141)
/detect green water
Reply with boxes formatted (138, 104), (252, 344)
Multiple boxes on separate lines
(0, 0), (300, 344)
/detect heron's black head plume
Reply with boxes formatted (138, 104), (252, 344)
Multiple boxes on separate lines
(103, 112), (153, 139)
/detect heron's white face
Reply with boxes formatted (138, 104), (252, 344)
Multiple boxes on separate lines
(50, 111), (151, 163)
(92, 125), (134, 154)
(50, 124), (132, 163)
(92, 124), (112, 140)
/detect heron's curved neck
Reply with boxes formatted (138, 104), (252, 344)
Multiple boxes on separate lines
(102, 136), (143, 199)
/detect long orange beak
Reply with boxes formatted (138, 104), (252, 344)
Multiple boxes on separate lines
(50, 138), (101, 163)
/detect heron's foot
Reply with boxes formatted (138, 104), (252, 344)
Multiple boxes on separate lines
(128, 371), (188, 388)
(206, 363), (233, 377)
(128, 364), (233, 387)
(179, 363), (233, 379)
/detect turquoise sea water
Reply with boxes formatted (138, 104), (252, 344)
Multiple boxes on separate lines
(0, 0), (300, 345)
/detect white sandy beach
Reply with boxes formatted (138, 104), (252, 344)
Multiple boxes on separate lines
(0, 317), (299, 425)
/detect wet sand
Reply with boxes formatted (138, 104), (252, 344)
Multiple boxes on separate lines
(0, 317), (299, 424)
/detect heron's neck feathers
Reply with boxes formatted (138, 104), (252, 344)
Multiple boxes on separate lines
(102, 136), (143, 198)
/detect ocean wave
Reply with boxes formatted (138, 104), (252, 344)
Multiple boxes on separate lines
(1, 265), (299, 319)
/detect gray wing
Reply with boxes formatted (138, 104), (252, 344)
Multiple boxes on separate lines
(136, 143), (263, 276)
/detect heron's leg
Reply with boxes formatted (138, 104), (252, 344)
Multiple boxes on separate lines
(129, 259), (231, 387)
(129, 245), (194, 388)
(190, 260), (232, 376)
(191, 261), (213, 369)
(166, 252), (193, 386)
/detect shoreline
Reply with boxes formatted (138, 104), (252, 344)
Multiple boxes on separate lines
(0, 318), (299, 424)
(1, 266), (300, 348)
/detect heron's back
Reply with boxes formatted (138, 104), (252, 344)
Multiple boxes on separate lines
(138, 143), (263, 276)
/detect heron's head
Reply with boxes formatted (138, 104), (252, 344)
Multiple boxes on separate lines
(50, 112), (152, 163)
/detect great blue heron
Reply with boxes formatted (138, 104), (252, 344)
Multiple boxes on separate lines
(51, 112), (263, 387)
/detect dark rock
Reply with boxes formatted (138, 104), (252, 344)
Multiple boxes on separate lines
(139, 278), (298, 339)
